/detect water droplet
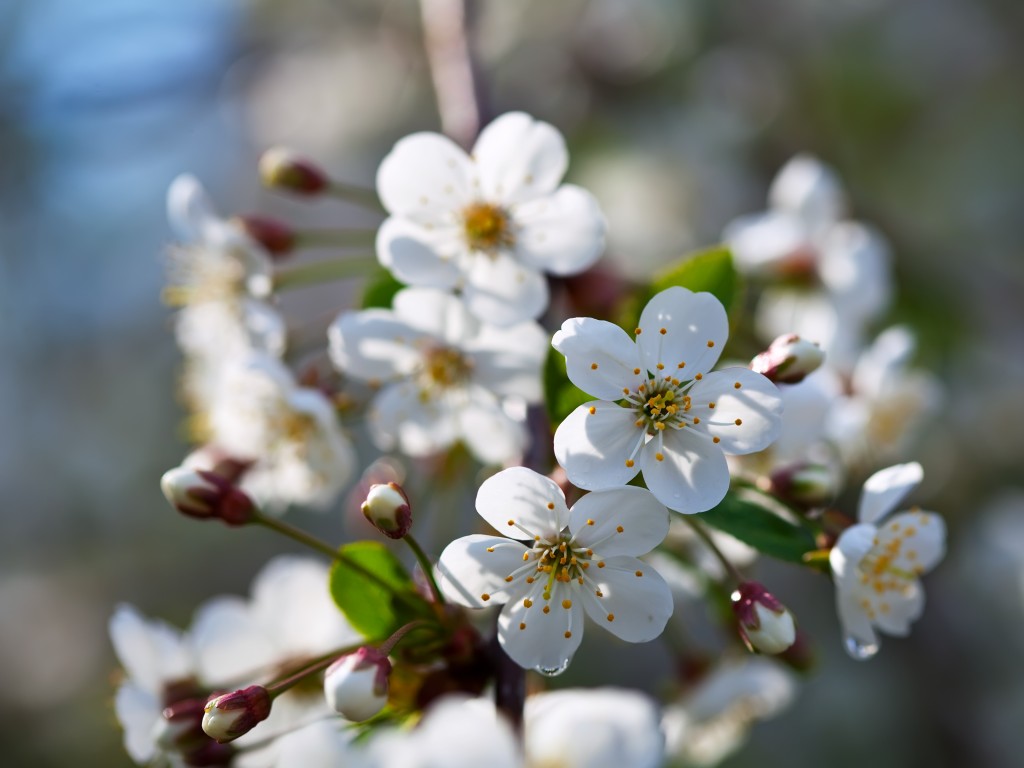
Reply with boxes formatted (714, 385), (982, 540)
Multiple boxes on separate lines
(535, 657), (571, 677)
(844, 634), (879, 660)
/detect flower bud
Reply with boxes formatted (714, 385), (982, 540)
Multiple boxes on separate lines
(181, 740), (235, 767)
(154, 698), (208, 751)
(160, 466), (255, 526)
(202, 686), (271, 743)
(258, 147), (329, 196)
(361, 482), (412, 539)
(231, 215), (297, 257)
(769, 463), (835, 508)
(750, 333), (824, 384)
(731, 582), (796, 655)
(323, 647), (391, 721)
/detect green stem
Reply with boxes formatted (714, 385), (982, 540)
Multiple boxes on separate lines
(377, 620), (432, 656)
(272, 255), (378, 291)
(294, 230), (378, 249)
(253, 513), (425, 612)
(404, 535), (446, 606)
(682, 516), (746, 586)
(328, 182), (385, 211)
(264, 640), (371, 697)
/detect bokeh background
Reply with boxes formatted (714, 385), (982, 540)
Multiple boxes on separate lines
(2, 0), (1023, 766)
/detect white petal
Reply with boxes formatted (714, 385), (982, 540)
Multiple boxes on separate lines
(375, 216), (464, 290)
(369, 383), (459, 457)
(109, 604), (192, 695)
(754, 288), (843, 361)
(834, 586), (880, 656)
(688, 369), (783, 454)
(552, 317), (644, 401)
(554, 402), (644, 491)
(167, 173), (218, 242)
(376, 132), (474, 223)
(328, 309), (426, 382)
(868, 582), (924, 636)
(513, 185), (605, 276)
(475, 466), (569, 540)
(724, 211), (810, 274)
(241, 299), (287, 357)
(768, 154), (846, 233)
(498, 581), (584, 672)
(851, 325), (916, 398)
(858, 462), (923, 525)
(473, 112), (568, 204)
(437, 535), (530, 608)
(569, 488), (670, 557)
(456, 387), (528, 465)
(461, 252), (549, 326)
(819, 221), (891, 322)
(636, 287), (728, 377)
(875, 511), (946, 574)
(393, 287), (479, 344)
(640, 429), (730, 513)
(466, 320), (548, 402)
(583, 556), (674, 643)
(404, 696), (521, 768)
(113, 681), (160, 763)
(190, 596), (277, 685)
(829, 524), (877, 585)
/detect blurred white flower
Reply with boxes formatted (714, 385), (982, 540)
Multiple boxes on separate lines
(662, 658), (796, 767)
(437, 467), (672, 674)
(553, 286), (782, 513)
(329, 287), (546, 465)
(208, 354), (355, 513)
(830, 462), (946, 659)
(724, 154), (892, 370)
(375, 111), (606, 326)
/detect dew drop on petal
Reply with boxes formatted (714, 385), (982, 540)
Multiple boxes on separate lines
(844, 634), (879, 660)
(535, 657), (572, 677)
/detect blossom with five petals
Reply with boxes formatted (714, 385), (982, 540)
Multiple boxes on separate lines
(437, 467), (673, 674)
(375, 112), (606, 326)
(552, 286), (783, 513)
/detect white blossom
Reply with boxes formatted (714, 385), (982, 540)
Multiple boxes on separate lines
(375, 111), (606, 326)
(553, 286), (783, 513)
(830, 462), (946, 659)
(329, 287), (546, 465)
(437, 467), (673, 674)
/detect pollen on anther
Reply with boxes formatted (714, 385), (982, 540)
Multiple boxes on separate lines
(635, 327), (643, 335)
(633, 367), (641, 375)
(656, 363), (665, 370)
(543, 606), (551, 614)
(561, 599), (572, 609)
(693, 417), (701, 424)
(519, 622), (526, 630)
(591, 362), (599, 370)
(587, 518), (595, 526)
(481, 593), (490, 601)
(564, 631), (572, 639)
(708, 401), (716, 409)
(486, 547), (495, 553)
(526, 576), (535, 583)
(635, 570), (643, 577)
(659, 327), (667, 335)
(625, 459), (635, 468)
(522, 552), (530, 561)
(623, 388), (630, 395)
(678, 362), (686, 369)
(595, 589), (604, 597)
(695, 373), (703, 380)
(734, 382), (742, 389)
(546, 502), (555, 510)
(655, 452), (665, 462)
(589, 406), (596, 415)
(734, 418), (743, 426)
(607, 613), (615, 622)
(507, 519), (515, 526)
(707, 340), (715, 348)
(524, 598), (533, 608)
(713, 436), (721, 444)
(597, 561), (606, 568)
(616, 525), (624, 533)
(505, 575), (514, 582)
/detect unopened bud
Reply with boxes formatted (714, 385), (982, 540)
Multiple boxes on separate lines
(160, 466), (256, 526)
(750, 333), (824, 384)
(181, 740), (235, 767)
(323, 647), (391, 721)
(769, 463), (835, 508)
(731, 582), (796, 655)
(259, 147), (329, 196)
(361, 483), (412, 539)
(232, 215), (297, 257)
(154, 698), (208, 752)
(202, 686), (271, 743)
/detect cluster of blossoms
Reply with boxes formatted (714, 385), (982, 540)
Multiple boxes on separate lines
(114, 105), (947, 768)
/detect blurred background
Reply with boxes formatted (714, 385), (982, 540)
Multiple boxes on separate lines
(1, 0), (1023, 765)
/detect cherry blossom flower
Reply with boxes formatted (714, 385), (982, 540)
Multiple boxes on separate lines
(724, 155), (891, 370)
(552, 286), (783, 513)
(375, 111), (606, 326)
(829, 462), (946, 659)
(436, 467), (672, 674)
(329, 287), (546, 465)
(208, 354), (356, 513)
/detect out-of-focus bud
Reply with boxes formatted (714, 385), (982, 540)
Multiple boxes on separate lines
(323, 647), (391, 721)
(731, 582), (797, 655)
(202, 686), (271, 743)
(259, 147), (329, 196)
(154, 698), (208, 752)
(778, 627), (816, 672)
(769, 463), (835, 508)
(232, 215), (297, 257)
(361, 482), (412, 539)
(160, 467), (256, 526)
(181, 740), (235, 767)
(750, 333), (824, 384)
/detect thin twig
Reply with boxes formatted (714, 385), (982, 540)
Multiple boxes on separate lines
(419, 0), (484, 147)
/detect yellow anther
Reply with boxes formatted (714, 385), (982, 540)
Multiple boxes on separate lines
(595, 589), (604, 597)
(562, 599), (572, 609)
(597, 561), (606, 568)
(625, 459), (635, 468)
(507, 519), (515, 526)
(635, 570), (643, 577)
(635, 420), (645, 428)
(505, 576), (514, 582)
(677, 361), (686, 369)
(543, 606), (551, 614)
(635, 327), (643, 335)
(587, 518), (595, 526)
(607, 613), (615, 622)
(656, 363), (665, 370)
(564, 631), (572, 639)
(713, 436), (720, 444)
(633, 367), (641, 375)
(616, 525), (624, 533)
(709, 401), (716, 408)
(655, 452), (665, 461)
(659, 327), (667, 335)
(734, 418), (742, 426)
(695, 373), (703, 380)
(547, 501), (555, 510)
(486, 547), (495, 553)
(522, 552), (530, 561)
(707, 340), (715, 347)
(693, 417), (701, 424)
(526, 576), (535, 584)
(734, 381), (742, 389)
(524, 598), (533, 608)
(481, 593), (491, 601)
(623, 387), (630, 395)
(520, 622), (527, 630)
(654, 422), (666, 431)
(589, 406), (596, 415)
(591, 362), (599, 370)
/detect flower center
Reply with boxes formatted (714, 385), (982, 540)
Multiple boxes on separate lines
(420, 346), (473, 390)
(532, 535), (595, 597)
(461, 202), (515, 253)
(626, 376), (693, 435)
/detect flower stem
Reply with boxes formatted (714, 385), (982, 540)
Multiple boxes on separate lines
(378, 620), (432, 656)
(681, 516), (746, 585)
(272, 255), (379, 291)
(327, 181), (385, 211)
(404, 534), (446, 605)
(264, 640), (370, 698)
(294, 229), (378, 249)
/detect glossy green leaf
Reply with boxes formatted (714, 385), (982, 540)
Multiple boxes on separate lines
(360, 269), (406, 309)
(543, 345), (592, 425)
(700, 492), (817, 565)
(329, 541), (427, 639)
(650, 246), (739, 313)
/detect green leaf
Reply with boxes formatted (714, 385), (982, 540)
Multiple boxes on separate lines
(360, 269), (406, 309)
(650, 246), (739, 313)
(543, 345), (592, 425)
(329, 542), (427, 639)
(700, 492), (817, 565)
